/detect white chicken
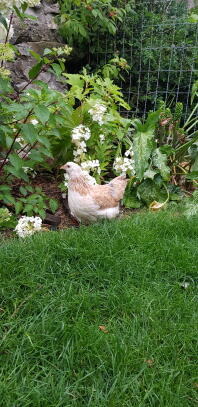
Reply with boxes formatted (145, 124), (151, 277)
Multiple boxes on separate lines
(60, 162), (128, 223)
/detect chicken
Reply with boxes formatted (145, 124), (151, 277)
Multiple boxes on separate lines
(60, 162), (128, 223)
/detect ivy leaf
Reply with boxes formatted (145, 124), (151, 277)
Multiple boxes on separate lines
(152, 148), (170, 181)
(28, 61), (43, 80)
(20, 123), (38, 144)
(34, 104), (50, 124)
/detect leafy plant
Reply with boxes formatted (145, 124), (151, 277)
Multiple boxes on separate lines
(0, 207), (16, 229)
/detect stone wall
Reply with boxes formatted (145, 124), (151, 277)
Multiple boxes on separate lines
(8, 0), (66, 93)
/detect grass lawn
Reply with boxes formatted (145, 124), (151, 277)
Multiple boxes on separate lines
(0, 211), (198, 407)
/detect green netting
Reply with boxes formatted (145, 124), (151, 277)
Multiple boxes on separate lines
(89, 0), (198, 119)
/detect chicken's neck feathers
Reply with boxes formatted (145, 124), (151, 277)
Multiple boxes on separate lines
(69, 175), (91, 195)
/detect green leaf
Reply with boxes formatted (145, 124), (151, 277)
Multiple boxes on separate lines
(15, 200), (23, 215)
(0, 13), (8, 30)
(133, 130), (155, 180)
(137, 179), (166, 206)
(26, 185), (34, 193)
(63, 73), (84, 89)
(34, 104), (50, 124)
(28, 61), (43, 80)
(123, 178), (141, 209)
(51, 63), (63, 77)
(9, 153), (24, 170)
(152, 148), (170, 181)
(28, 49), (41, 62)
(43, 48), (52, 56)
(38, 209), (46, 219)
(19, 186), (28, 196)
(49, 198), (59, 213)
(144, 169), (157, 180)
(20, 123), (38, 144)
(23, 204), (33, 216)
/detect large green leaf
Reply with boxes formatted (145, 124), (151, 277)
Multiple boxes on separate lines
(63, 73), (84, 89)
(28, 61), (43, 80)
(152, 148), (170, 181)
(137, 179), (167, 206)
(0, 13), (8, 30)
(133, 130), (155, 180)
(20, 123), (38, 144)
(34, 104), (50, 124)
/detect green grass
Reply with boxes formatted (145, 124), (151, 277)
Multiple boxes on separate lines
(0, 211), (198, 407)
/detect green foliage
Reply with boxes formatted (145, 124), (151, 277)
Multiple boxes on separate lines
(58, 0), (131, 47)
(59, 0), (197, 113)
(0, 207), (16, 229)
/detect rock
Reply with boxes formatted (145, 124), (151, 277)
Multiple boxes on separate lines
(7, 0), (67, 93)
(44, 212), (61, 226)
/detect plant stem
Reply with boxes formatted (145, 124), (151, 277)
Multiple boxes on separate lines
(0, 12), (14, 68)
(0, 109), (33, 173)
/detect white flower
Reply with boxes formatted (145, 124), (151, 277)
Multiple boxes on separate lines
(81, 159), (100, 171)
(88, 102), (107, 125)
(15, 216), (42, 238)
(31, 119), (38, 125)
(99, 134), (105, 143)
(71, 125), (91, 143)
(113, 155), (135, 176)
(125, 148), (134, 158)
(22, 167), (36, 178)
(63, 173), (69, 187)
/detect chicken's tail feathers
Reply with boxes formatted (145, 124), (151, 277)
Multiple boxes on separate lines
(109, 176), (128, 201)
(109, 175), (128, 185)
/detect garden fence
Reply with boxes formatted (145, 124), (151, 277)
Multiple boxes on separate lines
(91, 0), (198, 121)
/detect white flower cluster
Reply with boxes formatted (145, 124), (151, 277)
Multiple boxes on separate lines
(81, 160), (101, 175)
(0, 0), (40, 16)
(113, 153), (135, 176)
(71, 125), (91, 162)
(99, 134), (105, 143)
(71, 125), (91, 143)
(88, 102), (107, 125)
(22, 166), (37, 178)
(15, 216), (42, 238)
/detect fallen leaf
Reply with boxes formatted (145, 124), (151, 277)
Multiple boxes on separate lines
(99, 325), (109, 334)
(145, 359), (155, 367)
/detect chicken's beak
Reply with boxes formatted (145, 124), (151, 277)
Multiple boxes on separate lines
(60, 165), (66, 170)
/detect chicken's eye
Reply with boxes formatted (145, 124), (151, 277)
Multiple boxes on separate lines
(67, 165), (70, 168)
